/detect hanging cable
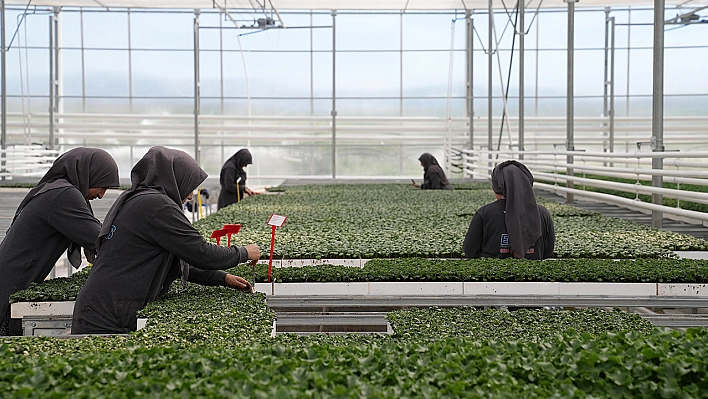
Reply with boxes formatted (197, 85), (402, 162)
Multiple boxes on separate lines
(493, 1), (519, 154)
(525, 0), (545, 35)
(498, 2), (520, 153)
(7, 0), (34, 50)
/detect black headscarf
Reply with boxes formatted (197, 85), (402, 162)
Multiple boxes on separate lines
(418, 153), (439, 171)
(97, 146), (207, 252)
(11, 147), (119, 267)
(13, 147), (119, 223)
(491, 160), (541, 259)
(220, 149), (252, 189)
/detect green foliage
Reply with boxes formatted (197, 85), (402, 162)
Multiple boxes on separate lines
(9, 267), (90, 303)
(3, 327), (708, 397)
(132, 284), (275, 349)
(387, 307), (655, 342)
(195, 184), (706, 259)
(555, 216), (708, 258)
(5, 272), (708, 398)
(13, 258), (708, 304)
(225, 258), (708, 284)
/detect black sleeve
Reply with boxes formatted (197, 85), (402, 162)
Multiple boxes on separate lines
(463, 212), (483, 258)
(46, 188), (102, 255)
(150, 205), (250, 270)
(187, 266), (227, 286)
(541, 207), (555, 259)
(221, 169), (238, 193)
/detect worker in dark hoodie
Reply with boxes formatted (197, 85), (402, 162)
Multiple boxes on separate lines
(72, 146), (260, 334)
(416, 153), (454, 190)
(0, 148), (119, 335)
(218, 148), (257, 209)
(463, 160), (554, 260)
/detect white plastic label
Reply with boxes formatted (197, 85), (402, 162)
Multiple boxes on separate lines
(267, 214), (287, 227)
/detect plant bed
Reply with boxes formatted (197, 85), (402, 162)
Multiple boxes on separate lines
(2, 285), (708, 397)
(194, 184), (708, 259)
(11, 258), (708, 307)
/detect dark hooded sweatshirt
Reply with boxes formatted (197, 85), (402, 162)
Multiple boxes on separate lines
(218, 149), (252, 209)
(0, 148), (119, 322)
(463, 160), (555, 260)
(72, 146), (250, 334)
(418, 153), (454, 190)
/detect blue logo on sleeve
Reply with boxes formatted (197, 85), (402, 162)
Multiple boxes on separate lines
(106, 225), (116, 240)
(500, 234), (510, 248)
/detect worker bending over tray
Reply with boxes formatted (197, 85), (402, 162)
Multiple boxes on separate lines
(463, 160), (555, 260)
(415, 153), (454, 190)
(0, 148), (119, 335)
(72, 146), (259, 334)
(218, 148), (257, 209)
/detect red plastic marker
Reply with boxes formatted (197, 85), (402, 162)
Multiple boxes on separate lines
(210, 229), (227, 246)
(266, 214), (287, 282)
(222, 224), (242, 246)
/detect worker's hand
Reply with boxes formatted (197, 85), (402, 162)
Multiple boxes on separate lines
(225, 274), (253, 293)
(245, 187), (258, 196)
(244, 244), (261, 261)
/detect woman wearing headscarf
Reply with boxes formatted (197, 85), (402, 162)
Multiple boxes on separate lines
(0, 148), (119, 334)
(416, 153), (454, 190)
(463, 160), (555, 260)
(72, 147), (260, 334)
(218, 148), (256, 209)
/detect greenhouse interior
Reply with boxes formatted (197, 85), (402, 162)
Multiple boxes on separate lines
(2, 0), (708, 396)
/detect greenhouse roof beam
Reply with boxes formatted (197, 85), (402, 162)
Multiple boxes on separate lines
(3, 0), (702, 10)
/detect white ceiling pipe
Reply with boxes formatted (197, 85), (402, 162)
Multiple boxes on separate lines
(527, 162), (708, 178)
(10, 111), (708, 124)
(534, 182), (708, 223)
(462, 148), (708, 159)
(11, 113), (708, 131)
(48, 132), (474, 144)
(461, 160), (708, 185)
(533, 171), (708, 204)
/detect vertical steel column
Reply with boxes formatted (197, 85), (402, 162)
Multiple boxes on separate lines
(652, 0), (665, 229)
(54, 8), (62, 149)
(518, 0), (525, 157)
(399, 11), (404, 174)
(193, 10), (200, 163)
(80, 8), (86, 112)
(565, 0), (578, 204)
(610, 16), (615, 153)
(48, 11), (55, 150)
(219, 12), (224, 115)
(309, 10), (314, 175)
(534, 12), (539, 117)
(219, 11), (224, 165)
(1, 0), (6, 169)
(487, 1), (493, 163)
(603, 8), (609, 151)
(0, 0), (7, 181)
(128, 9), (133, 113)
(466, 11), (473, 150)
(310, 10), (314, 116)
(331, 10), (337, 178)
(400, 11), (404, 116)
(626, 7), (631, 116)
